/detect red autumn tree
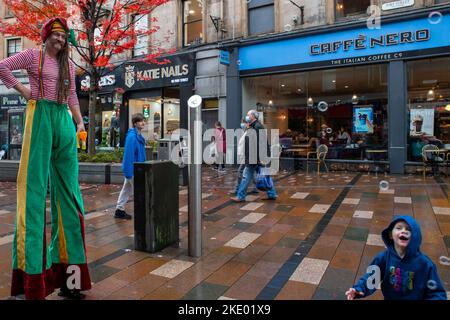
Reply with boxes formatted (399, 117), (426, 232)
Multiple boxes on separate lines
(0, 0), (172, 154)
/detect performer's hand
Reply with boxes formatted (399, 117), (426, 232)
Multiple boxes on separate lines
(77, 122), (85, 134)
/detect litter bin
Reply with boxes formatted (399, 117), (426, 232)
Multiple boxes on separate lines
(134, 160), (179, 252)
(157, 138), (179, 161)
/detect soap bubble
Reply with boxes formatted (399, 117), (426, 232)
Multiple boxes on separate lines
(427, 280), (438, 290)
(326, 127), (332, 134)
(379, 180), (389, 191)
(439, 256), (450, 266)
(317, 101), (328, 112)
(428, 11), (443, 25)
(236, 60), (241, 66)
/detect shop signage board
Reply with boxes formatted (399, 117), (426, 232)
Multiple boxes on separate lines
(239, 15), (450, 74)
(382, 0), (414, 11)
(0, 95), (27, 109)
(219, 50), (230, 65)
(119, 53), (195, 90)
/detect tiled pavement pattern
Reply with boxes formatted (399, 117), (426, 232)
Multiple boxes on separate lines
(0, 169), (449, 300)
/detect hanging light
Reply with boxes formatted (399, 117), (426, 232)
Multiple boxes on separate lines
(427, 89), (435, 101)
(352, 94), (359, 105)
(307, 97), (313, 107)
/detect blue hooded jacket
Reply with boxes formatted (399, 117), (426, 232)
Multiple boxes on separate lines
(353, 215), (447, 300)
(122, 128), (146, 179)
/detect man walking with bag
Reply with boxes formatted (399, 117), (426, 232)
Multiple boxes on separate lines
(231, 110), (277, 202)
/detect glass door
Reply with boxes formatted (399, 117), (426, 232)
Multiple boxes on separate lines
(7, 109), (25, 160)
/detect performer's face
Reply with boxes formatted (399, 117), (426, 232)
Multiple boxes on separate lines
(47, 31), (67, 52)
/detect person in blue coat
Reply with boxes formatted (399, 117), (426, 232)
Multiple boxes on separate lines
(115, 113), (146, 219)
(346, 215), (447, 300)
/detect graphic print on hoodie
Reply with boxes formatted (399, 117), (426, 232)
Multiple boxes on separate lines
(352, 215), (447, 300)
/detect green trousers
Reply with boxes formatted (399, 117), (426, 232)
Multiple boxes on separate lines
(11, 99), (91, 299)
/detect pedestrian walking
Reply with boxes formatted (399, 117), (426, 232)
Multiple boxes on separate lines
(231, 110), (277, 202)
(214, 121), (226, 172)
(114, 113), (146, 220)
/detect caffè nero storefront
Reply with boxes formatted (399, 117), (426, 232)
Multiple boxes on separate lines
(229, 11), (450, 174)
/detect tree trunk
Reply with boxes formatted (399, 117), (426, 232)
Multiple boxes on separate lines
(87, 83), (98, 155)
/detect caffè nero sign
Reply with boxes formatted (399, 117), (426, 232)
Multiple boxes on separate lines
(121, 54), (194, 90)
(310, 29), (429, 55)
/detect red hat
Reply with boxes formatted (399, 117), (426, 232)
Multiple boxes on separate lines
(41, 17), (69, 43)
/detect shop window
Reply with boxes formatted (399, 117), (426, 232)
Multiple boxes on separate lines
(6, 38), (21, 57)
(242, 64), (388, 161)
(129, 97), (162, 142)
(336, 0), (370, 19)
(133, 14), (149, 57)
(406, 57), (450, 162)
(248, 0), (274, 36)
(183, 0), (203, 46)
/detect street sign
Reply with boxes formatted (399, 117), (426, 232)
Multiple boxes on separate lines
(219, 50), (230, 66)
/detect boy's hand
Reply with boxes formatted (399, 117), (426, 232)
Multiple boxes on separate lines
(345, 288), (364, 300)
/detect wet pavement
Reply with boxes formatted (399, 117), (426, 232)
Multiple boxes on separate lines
(0, 167), (449, 300)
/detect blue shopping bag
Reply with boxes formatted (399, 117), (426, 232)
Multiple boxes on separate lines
(255, 166), (274, 191)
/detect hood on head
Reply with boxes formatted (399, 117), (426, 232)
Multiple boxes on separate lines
(381, 215), (422, 259)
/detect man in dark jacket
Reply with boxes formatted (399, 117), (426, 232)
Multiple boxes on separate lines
(115, 113), (146, 219)
(231, 110), (277, 202)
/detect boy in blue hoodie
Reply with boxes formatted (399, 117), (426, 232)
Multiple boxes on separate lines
(114, 113), (146, 219)
(346, 215), (447, 300)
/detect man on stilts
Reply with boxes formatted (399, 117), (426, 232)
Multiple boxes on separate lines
(0, 17), (91, 300)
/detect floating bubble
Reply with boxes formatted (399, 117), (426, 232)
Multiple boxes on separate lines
(379, 180), (389, 191)
(427, 280), (438, 290)
(428, 11), (443, 25)
(236, 60), (241, 66)
(439, 256), (450, 266)
(317, 101), (329, 112)
(284, 24), (292, 32)
(326, 127), (332, 134)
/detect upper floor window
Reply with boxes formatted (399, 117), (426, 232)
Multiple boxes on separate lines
(183, 0), (203, 46)
(248, 0), (274, 36)
(7, 38), (21, 57)
(133, 14), (149, 57)
(4, 6), (14, 18)
(336, 0), (370, 19)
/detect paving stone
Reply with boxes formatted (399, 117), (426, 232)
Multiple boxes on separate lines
(182, 282), (229, 300)
(366, 234), (385, 247)
(275, 205), (294, 212)
(343, 227), (369, 242)
(239, 212), (266, 224)
(289, 257), (329, 285)
(224, 232), (261, 249)
(150, 259), (194, 279)
(309, 204), (331, 214)
(394, 197), (412, 204)
(291, 192), (309, 199)
(240, 203), (264, 211)
(305, 195), (321, 201)
(232, 222), (253, 231)
(353, 210), (374, 219)
(433, 207), (450, 216)
(342, 198), (360, 205)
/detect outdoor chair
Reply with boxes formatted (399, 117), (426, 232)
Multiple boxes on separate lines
(307, 144), (328, 175)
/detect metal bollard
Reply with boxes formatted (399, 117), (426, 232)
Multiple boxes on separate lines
(188, 95), (202, 257)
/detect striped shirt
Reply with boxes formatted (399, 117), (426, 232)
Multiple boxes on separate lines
(0, 48), (78, 107)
